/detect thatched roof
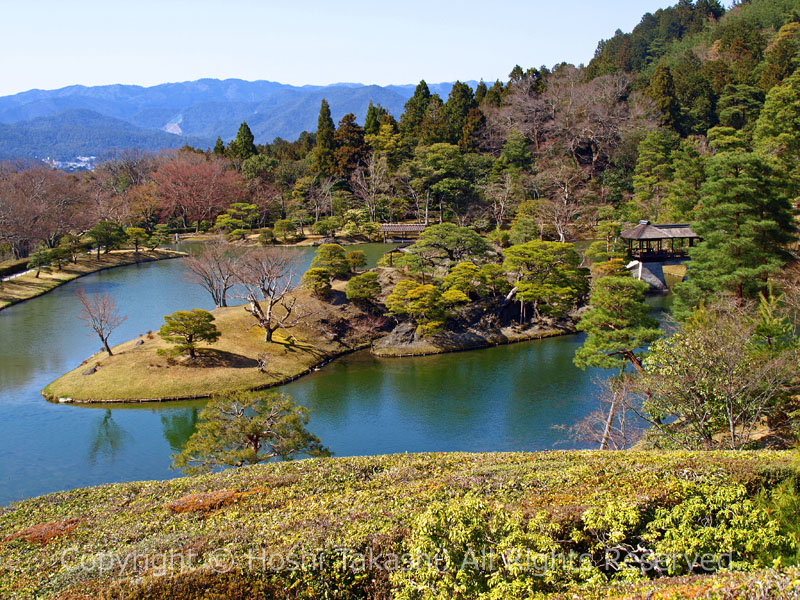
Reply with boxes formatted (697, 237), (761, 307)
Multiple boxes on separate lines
(621, 221), (698, 240)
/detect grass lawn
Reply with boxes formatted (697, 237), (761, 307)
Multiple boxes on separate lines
(0, 249), (185, 310)
(43, 290), (371, 402)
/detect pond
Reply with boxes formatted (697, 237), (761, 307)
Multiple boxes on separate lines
(0, 243), (628, 505)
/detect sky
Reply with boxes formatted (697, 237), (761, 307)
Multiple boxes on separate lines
(0, 0), (727, 96)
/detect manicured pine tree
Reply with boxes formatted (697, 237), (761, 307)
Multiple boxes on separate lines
(312, 99), (336, 176)
(674, 151), (796, 315)
(574, 276), (661, 374)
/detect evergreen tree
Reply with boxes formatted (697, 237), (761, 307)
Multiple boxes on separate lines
(632, 130), (680, 220)
(228, 122), (257, 161)
(312, 99), (336, 176)
(213, 136), (226, 156)
(574, 276), (661, 373)
(419, 95), (450, 145)
(459, 108), (485, 152)
(445, 81), (477, 145)
(664, 137), (707, 222)
(649, 65), (682, 132)
(675, 151), (796, 313)
(157, 309), (221, 359)
(173, 391), (329, 475)
(754, 70), (800, 184)
(474, 81), (487, 105)
(717, 84), (764, 133)
(333, 113), (366, 177)
(484, 80), (504, 107)
(364, 101), (387, 136)
(496, 130), (532, 172)
(400, 80), (431, 141)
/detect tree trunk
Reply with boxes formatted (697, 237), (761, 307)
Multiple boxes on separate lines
(103, 338), (113, 356)
(600, 392), (618, 450)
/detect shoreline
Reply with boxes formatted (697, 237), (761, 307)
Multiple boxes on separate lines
(43, 321), (576, 404)
(0, 249), (186, 311)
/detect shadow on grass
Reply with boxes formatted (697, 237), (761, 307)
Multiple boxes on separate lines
(182, 349), (259, 369)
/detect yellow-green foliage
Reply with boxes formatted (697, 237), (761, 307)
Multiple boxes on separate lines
(0, 451), (795, 599)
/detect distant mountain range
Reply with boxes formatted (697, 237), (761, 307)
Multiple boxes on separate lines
(0, 79), (473, 161)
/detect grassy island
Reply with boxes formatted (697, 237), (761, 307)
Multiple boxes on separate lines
(43, 289), (375, 403)
(0, 249), (185, 311)
(1, 451), (797, 599)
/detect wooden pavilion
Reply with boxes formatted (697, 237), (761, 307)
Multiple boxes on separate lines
(621, 221), (700, 259)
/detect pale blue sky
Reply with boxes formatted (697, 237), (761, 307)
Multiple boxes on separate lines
(1, 1), (725, 96)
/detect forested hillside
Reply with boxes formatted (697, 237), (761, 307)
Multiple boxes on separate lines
(0, 79), (465, 159)
(0, 110), (214, 161)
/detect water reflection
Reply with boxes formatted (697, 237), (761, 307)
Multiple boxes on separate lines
(88, 409), (131, 464)
(160, 407), (200, 453)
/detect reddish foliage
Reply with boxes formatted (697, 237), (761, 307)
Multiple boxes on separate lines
(153, 153), (243, 229)
(4, 518), (82, 545)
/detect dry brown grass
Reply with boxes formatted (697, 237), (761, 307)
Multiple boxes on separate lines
(43, 289), (371, 402)
(0, 249), (184, 310)
(3, 519), (82, 545)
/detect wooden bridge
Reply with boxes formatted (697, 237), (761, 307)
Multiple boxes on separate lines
(380, 223), (426, 242)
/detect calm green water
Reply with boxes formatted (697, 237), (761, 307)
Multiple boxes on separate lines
(0, 244), (621, 505)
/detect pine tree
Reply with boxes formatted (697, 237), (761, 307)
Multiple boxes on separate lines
(312, 99), (336, 176)
(674, 151), (796, 314)
(228, 122), (257, 160)
(574, 276), (661, 373)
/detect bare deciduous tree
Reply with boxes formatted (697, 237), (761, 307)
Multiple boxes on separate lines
(533, 161), (588, 242)
(183, 238), (238, 307)
(561, 378), (641, 450)
(76, 290), (127, 356)
(351, 153), (390, 223)
(235, 248), (309, 343)
(481, 172), (526, 228)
